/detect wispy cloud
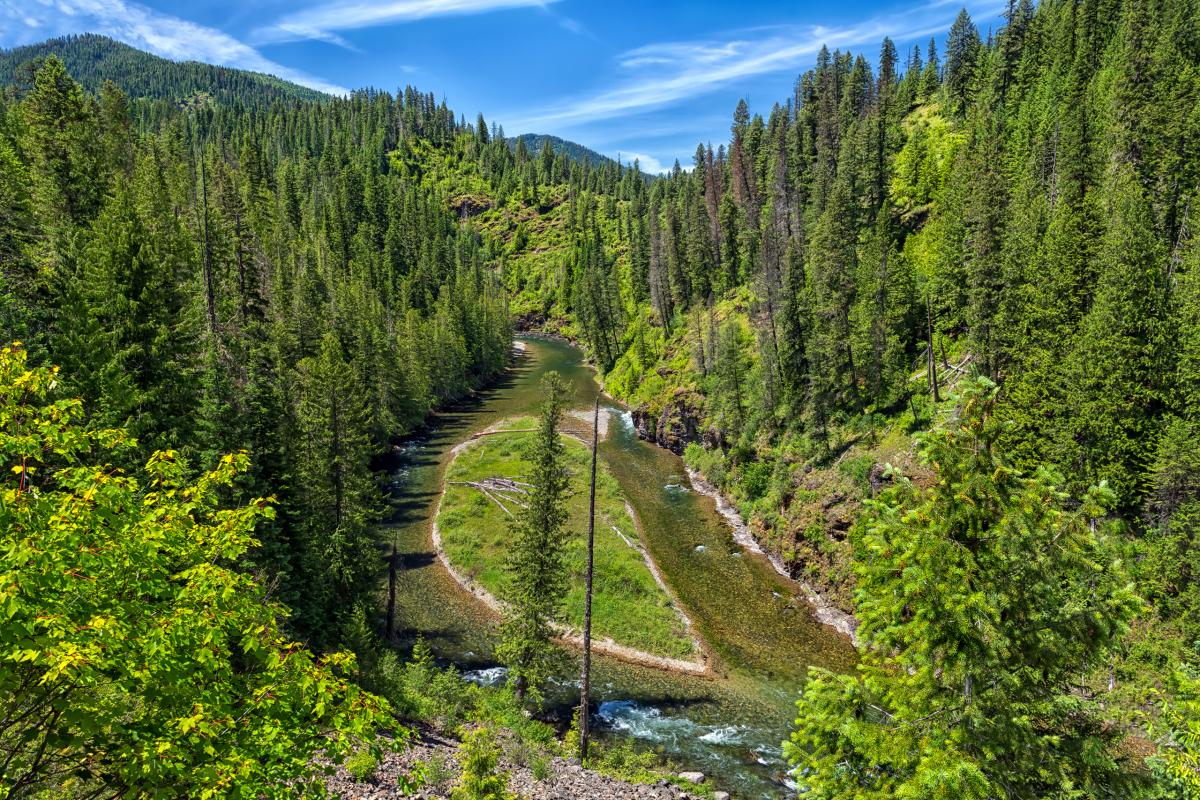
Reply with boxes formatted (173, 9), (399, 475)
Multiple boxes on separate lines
(254, 0), (558, 47)
(1, 0), (349, 94)
(503, 0), (1002, 131)
(615, 152), (670, 175)
(556, 16), (594, 37)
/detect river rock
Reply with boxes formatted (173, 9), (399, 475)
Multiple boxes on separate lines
(712, 792), (730, 800)
(323, 724), (724, 800)
(676, 771), (705, 784)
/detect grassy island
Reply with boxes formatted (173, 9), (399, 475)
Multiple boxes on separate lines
(437, 418), (697, 660)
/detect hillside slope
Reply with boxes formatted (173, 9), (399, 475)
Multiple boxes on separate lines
(509, 134), (617, 169)
(0, 34), (327, 106)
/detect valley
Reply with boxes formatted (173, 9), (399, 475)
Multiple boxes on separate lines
(385, 336), (855, 798)
(2, 0), (1199, 795)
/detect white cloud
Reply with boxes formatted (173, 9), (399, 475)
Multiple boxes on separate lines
(0, 0), (350, 95)
(254, 0), (558, 46)
(503, 0), (1003, 130)
(616, 152), (669, 175)
(557, 17), (583, 35)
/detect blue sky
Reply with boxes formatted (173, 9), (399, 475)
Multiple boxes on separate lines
(1, 0), (1007, 172)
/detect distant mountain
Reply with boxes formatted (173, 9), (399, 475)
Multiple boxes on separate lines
(0, 34), (327, 107)
(510, 134), (620, 170)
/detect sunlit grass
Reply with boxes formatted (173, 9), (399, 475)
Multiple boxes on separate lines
(439, 417), (695, 659)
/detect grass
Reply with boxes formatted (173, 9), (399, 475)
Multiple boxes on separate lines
(438, 417), (695, 659)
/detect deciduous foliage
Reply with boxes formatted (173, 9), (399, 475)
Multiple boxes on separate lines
(0, 343), (395, 798)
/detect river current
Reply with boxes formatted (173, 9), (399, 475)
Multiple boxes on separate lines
(381, 336), (855, 798)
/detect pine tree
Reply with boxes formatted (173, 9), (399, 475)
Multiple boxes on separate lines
(1060, 166), (1167, 507)
(710, 320), (750, 446)
(18, 56), (104, 257)
(293, 333), (381, 645)
(922, 38), (941, 99)
(807, 175), (860, 414)
(451, 727), (510, 800)
(851, 210), (915, 404)
(497, 372), (572, 702)
(788, 378), (1143, 799)
(945, 9), (981, 115)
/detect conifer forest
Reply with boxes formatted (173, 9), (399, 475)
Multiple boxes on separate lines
(2, 0), (1200, 795)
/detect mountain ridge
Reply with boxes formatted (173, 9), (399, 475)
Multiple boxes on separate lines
(0, 33), (327, 107)
(0, 35), (621, 174)
(509, 133), (618, 170)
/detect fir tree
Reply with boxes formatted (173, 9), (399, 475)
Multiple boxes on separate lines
(945, 9), (981, 115)
(293, 333), (381, 645)
(497, 372), (572, 702)
(788, 378), (1143, 799)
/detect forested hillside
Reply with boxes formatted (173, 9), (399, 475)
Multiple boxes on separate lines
(509, 133), (619, 170)
(360, 0), (1199, 788)
(3, 0), (1200, 790)
(484, 0), (1200, 641)
(0, 57), (516, 650)
(0, 34), (327, 106)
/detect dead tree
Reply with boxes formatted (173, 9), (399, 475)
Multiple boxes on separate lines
(578, 397), (600, 762)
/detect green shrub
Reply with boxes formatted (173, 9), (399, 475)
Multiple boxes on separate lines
(476, 688), (555, 747)
(345, 749), (379, 782)
(530, 752), (552, 781)
(584, 736), (661, 783)
(396, 638), (475, 730)
(739, 460), (772, 501)
(424, 752), (455, 788)
(837, 453), (875, 496)
(451, 727), (510, 800)
(395, 760), (428, 793)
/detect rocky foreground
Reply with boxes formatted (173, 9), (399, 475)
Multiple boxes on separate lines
(325, 727), (730, 800)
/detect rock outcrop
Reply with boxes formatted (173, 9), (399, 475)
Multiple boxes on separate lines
(630, 390), (705, 455)
(450, 194), (493, 218)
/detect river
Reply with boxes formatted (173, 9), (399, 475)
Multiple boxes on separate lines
(381, 336), (856, 798)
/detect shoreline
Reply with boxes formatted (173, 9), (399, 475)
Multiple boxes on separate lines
(431, 425), (711, 677)
(684, 467), (860, 644)
(524, 331), (861, 646)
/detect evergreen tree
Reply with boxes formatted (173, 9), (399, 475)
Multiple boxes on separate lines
(451, 727), (510, 800)
(497, 372), (572, 702)
(788, 378), (1143, 799)
(710, 320), (750, 446)
(1060, 166), (1167, 507)
(922, 37), (941, 98)
(293, 333), (381, 645)
(945, 9), (982, 115)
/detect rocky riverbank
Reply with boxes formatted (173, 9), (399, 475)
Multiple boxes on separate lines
(684, 467), (859, 644)
(325, 727), (728, 800)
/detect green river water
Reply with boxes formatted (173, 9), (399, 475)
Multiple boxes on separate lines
(381, 336), (856, 799)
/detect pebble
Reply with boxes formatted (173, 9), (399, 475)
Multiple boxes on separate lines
(323, 727), (721, 800)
